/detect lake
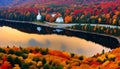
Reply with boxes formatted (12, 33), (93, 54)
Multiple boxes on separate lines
(0, 26), (111, 57)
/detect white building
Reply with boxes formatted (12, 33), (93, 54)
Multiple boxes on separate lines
(36, 11), (42, 21)
(55, 17), (64, 23)
(51, 13), (56, 17)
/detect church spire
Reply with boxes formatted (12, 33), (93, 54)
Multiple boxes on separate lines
(37, 10), (42, 21)
(38, 10), (40, 15)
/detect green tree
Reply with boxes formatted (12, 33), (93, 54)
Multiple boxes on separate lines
(33, 57), (40, 62)
(43, 64), (50, 69)
(7, 56), (14, 67)
(22, 49), (29, 54)
(79, 56), (84, 60)
(21, 54), (28, 59)
(71, 53), (75, 58)
(14, 57), (22, 66)
(40, 48), (48, 55)
(0, 48), (6, 53)
(15, 51), (23, 56)
(21, 63), (30, 69)
(8, 49), (15, 54)
(56, 65), (63, 69)
(42, 58), (46, 65)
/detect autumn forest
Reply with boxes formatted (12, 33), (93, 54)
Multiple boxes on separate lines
(0, 0), (120, 36)
(0, 0), (120, 69)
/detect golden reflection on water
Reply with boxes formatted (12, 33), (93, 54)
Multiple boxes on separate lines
(0, 26), (111, 57)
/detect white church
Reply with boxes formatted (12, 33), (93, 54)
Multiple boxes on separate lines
(55, 17), (64, 23)
(36, 11), (42, 21)
(36, 11), (64, 23)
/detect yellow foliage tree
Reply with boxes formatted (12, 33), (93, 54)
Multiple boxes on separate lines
(26, 11), (30, 16)
(112, 19), (116, 25)
(98, 17), (101, 23)
(118, 20), (120, 25)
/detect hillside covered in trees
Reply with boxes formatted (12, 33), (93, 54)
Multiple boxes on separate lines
(0, 46), (119, 69)
(0, 0), (120, 36)
(0, 0), (120, 24)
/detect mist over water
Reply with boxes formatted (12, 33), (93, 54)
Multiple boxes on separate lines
(0, 26), (111, 57)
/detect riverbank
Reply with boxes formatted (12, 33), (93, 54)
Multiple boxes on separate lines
(0, 19), (120, 49)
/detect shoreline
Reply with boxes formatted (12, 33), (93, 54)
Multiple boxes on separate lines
(0, 19), (120, 49)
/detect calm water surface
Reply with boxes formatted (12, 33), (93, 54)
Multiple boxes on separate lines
(0, 26), (111, 57)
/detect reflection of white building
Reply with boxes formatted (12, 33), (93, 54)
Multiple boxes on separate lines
(56, 17), (64, 23)
(36, 11), (42, 21)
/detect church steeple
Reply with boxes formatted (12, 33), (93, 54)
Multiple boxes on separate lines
(36, 10), (42, 21)
(38, 10), (40, 15)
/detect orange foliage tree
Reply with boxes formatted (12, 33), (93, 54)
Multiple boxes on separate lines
(64, 15), (72, 23)
(45, 14), (51, 21)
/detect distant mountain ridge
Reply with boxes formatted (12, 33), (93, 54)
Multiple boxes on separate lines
(0, 0), (115, 8)
(0, 0), (74, 7)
